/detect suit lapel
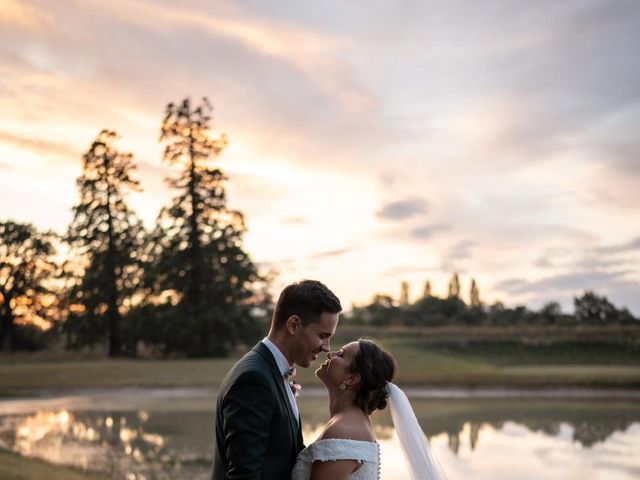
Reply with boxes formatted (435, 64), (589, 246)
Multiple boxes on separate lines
(253, 343), (299, 443)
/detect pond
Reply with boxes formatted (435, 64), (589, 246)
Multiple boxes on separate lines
(0, 387), (638, 479)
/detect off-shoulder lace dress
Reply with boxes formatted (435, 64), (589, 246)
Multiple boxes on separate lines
(291, 438), (380, 480)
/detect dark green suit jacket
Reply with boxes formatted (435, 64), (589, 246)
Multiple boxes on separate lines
(211, 342), (304, 480)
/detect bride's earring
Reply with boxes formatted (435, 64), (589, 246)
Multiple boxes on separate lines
(339, 382), (346, 391)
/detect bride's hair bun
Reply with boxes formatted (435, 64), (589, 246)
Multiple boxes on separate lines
(349, 339), (397, 414)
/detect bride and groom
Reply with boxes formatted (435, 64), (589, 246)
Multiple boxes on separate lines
(211, 280), (445, 480)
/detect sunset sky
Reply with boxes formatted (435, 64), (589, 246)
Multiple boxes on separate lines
(1, 0), (639, 313)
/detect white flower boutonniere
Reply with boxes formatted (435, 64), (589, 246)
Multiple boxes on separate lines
(289, 380), (302, 397)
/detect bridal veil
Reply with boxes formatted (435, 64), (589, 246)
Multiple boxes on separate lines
(386, 383), (447, 480)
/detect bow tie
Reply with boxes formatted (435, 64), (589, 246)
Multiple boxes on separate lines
(284, 366), (296, 379)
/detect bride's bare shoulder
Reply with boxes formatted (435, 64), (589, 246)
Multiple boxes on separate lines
(319, 412), (375, 442)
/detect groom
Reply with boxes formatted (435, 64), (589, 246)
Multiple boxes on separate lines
(211, 280), (342, 480)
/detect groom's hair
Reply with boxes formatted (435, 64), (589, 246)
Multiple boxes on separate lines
(272, 280), (342, 328)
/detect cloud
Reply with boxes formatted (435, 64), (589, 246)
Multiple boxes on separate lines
(496, 270), (632, 296)
(594, 237), (640, 255)
(448, 240), (475, 259)
(375, 0), (640, 188)
(308, 247), (354, 259)
(253, 247), (354, 270)
(0, 0), (53, 31)
(382, 265), (440, 277)
(440, 240), (476, 273)
(518, 235), (640, 313)
(535, 237), (640, 270)
(377, 197), (428, 221)
(495, 269), (640, 313)
(106, 0), (375, 114)
(0, 0), (383, 184)
(0, 129), (81, 159)
(409, 223), (450, 240)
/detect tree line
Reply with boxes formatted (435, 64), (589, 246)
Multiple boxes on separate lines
(0, 98), (269, 356)
(349, 273), (639, 327)
(2, 99), (637, 355)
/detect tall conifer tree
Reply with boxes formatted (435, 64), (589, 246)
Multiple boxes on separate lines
(65, 130), (144, 356)
(146, 97), (258, 356)
(470, 278), (481, 307)
(448, 272), (460, 299)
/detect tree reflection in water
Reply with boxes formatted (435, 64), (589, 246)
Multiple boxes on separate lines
(425, 401), (640, 453)
(299, 397), (640, 454)
(0, 396), (638, 480)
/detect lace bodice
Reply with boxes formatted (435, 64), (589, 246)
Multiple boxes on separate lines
(291, 438), (380, 480)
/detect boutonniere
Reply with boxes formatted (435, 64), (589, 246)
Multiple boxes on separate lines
(289, 380), (302, 397)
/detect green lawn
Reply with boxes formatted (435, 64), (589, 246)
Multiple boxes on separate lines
(1, 339), (639, 391)
(0, 358), (235, 392)
(412, 340), (640, 365)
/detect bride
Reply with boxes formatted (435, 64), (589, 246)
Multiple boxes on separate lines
(291, 339), (446, 480)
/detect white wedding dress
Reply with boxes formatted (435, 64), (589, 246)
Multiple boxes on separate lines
(291, 438), (380, 480)
(291, 384), (445, 480)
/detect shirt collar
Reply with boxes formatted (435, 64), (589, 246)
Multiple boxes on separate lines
(261, 337), (292, 376)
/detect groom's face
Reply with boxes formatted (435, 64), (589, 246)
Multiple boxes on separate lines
(291, 312), (339, 368)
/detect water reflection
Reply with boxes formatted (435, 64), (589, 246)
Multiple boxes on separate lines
(411, 399), (640, 452)
(0, 410), (202, 480)
(299, 420), (640, 480)
(299, 397), (640, 479)
(0, 392), (639, 480)
(298, 396), (640, 452)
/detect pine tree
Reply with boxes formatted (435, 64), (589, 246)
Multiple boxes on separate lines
(400, 281), (410, 306)
(470, 278), (481, 307)
(448, 272), (460, 299)
(423, 280), (432, 298)
(146, 97), (258, 356)
(65, 130), (145, 356)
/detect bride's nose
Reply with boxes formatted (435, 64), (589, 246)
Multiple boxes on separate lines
(326, 351), (335, 359)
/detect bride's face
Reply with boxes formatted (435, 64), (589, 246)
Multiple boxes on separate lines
(315, 341), (359, 387)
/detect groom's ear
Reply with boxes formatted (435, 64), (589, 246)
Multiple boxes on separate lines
(285, 315), (301, 335)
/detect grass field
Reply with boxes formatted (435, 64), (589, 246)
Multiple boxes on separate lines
(1, 330), (639, 391)
(403, 340), (640, 365)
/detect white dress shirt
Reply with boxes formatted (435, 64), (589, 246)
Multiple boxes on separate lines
(262, 337), (300, 423)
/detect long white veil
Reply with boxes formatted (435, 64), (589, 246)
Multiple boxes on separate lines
(386, 383), (447, 480)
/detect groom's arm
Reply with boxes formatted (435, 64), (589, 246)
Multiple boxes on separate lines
(222, 371), (273, 479)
